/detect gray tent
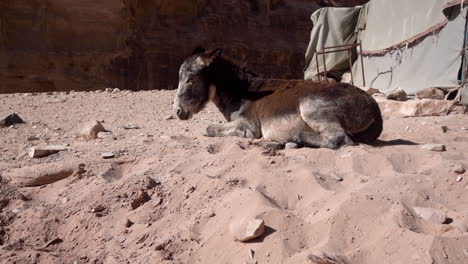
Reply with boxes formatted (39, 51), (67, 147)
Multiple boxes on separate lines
(304, 0), (468, 103)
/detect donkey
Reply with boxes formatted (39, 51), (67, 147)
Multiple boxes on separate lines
(173, 47), (382, 149)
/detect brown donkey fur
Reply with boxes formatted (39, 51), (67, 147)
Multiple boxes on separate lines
(173, 48), (382, 149)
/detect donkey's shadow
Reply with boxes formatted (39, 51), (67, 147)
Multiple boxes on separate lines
(373, 139), (418, 147)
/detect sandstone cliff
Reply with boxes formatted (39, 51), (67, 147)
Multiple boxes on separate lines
(0, 0), (367, 93)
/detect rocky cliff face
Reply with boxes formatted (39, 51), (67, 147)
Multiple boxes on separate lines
(0, 0), (367, 93)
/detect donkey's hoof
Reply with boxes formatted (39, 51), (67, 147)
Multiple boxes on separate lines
(206, 125), (220, 137)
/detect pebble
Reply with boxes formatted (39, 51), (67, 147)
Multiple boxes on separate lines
(421, 144), (446, 152)
(456, 176), (463, 182)
(285, 142), (299, 149)
(0, 113), (25, 127)
(123, 218), (134, 228)
(80, 120), (106, 140)
(124, 124), (140, 130)
(130, 191), (151, 210)
(101, 152), (115, 159)
(29, 145), (68, 158)
(413, 207), (447, 224)
(386, 89), (407, 101)
(453, 165), (465, 174)
(441, 126), (448, 133)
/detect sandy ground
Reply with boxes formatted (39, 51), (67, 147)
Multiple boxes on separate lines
(1, 89), (468, 264)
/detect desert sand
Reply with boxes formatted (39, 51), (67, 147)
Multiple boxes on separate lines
(1, 89), (468, 264)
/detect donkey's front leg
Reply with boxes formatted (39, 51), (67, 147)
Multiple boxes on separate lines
(206, 119), (260, 139)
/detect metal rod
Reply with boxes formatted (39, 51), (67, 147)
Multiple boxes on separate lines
(315, 49), (321, 81)
(359, 43), (366, 87)
(322, 49), (328, 82)
(348, 49), (354, 85)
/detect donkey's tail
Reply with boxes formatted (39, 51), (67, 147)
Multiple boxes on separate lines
(351, 101), (383, 144)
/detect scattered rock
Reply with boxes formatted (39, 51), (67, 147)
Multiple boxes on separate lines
(6, 161), (84, 187)
(0, 113), (25, 127)
(285, 142), (299, 149)
(145, 176), (159, 189)
(124, 124), (140, 130)
(386, 89), (407, 101)
(123, 218), (134, 228)
(421, 144), (446, 152)
(415, 87), (445, 100)
(230, 218), (265, 242)
(413, 207), (447, 224)
(130, 191), (151, 210)
(80, 120), (106, 140)
(365, 88), (380, 95)
(97, 131), (113, 139)
(101, 152), (115, 159)
(456, 176), (463, 182)
(27, 136), (40, 141)
(166, 115), (175, 120)
(29, 145), (67, 158)
(441, 126), (448, 133)
(91, 205), (105, 213)
(0, 199), (9, 211)
(112, 88), (121, 93)
(453, 165), (465, 174)
(329, 172), (343, 182)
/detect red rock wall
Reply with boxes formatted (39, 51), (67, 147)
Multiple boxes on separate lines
(0, 0), (368, 93)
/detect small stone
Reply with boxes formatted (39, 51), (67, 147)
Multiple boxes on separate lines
(97, 131), (113, 139)
(0, 113), (25, 127)
(413, 207), (447, 224)
(166, 115), (175, 120)
(91, 205), (106, 213)
(285, 142), (299, 149)
(453, 165), (465, 174)
(456, 176), (463, 182)
(27, 136), (40, 141)
(130, 191), (151, 210)
(441, 126), (448, 133)
(124, 218), (134, 228)
(28, 145), (67, 158)
(124, 124), (140, 130)
(230, 218), (265, 242)
(145, 176), (159, 189)
(112, 88), (121, 93)
(365, 88), (380, 95)
(80, 120), (106, 140)
(329, 172), (343, 181)
(101, 152), (115, 159)
(386, 89), (407, 101)
(421, 144), (446, 152)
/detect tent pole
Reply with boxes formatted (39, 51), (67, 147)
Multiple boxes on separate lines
(315, 49), (321, 81)
(348, 49), (354, 85)
(359, 43), (366, 87)
(322, 49), (328, 82)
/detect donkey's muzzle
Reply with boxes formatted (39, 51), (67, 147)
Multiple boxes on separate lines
(174, 106), (190, 120)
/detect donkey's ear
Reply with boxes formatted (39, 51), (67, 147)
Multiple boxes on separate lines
(208, 48), (223, 59)
(192, 46), (206, 55)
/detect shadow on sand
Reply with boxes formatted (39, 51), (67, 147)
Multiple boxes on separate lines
(373, 139), (419, 147)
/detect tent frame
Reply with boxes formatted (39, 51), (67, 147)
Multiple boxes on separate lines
(315, 43), (366, 86)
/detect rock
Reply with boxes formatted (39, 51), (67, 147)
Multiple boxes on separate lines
(28, 145), (67, 158)
(285, 142), (299, 149)
(230, 218), (265, 242)
(453, 165), (465, 174)
(421, 144), (446, 152)
(145, 176), (159, 189)
(0, 199), (9, 211)
(124, 124), (140, 130)
(329, 172), (343, 181)
(0, 113), (25, 127)
(366, 88), (380, 95)
(415, 87), (445, 100)
(112, 88), (121, 93)
(6, 161), (84, 187)
(97, 131), (113, 139)
(340, 72), (352, 84)
(124, 218), (134, 228)
(375, 97), (466, 118)
(166, 115), (175, 120)
(413, 207), (447, 224)
(91, 205), (106, 213)
(456, 176), (463, 182)
(101, 152), (115, 159)
(80, 120), (106, 140)
(27, 136), (40, 141)
(386, 89), (407, 101)
(441, 126), (448, 133)
(130, 191), (151, 210)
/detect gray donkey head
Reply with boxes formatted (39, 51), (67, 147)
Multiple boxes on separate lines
(173, 47), (222, 120)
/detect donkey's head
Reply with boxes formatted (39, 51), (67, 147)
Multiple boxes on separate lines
(173, 47), (222, 120)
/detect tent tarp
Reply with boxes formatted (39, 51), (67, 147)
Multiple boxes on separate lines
(304, 7), (362, 81)
(352, 0), (466, 94)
